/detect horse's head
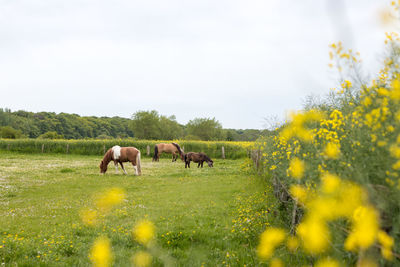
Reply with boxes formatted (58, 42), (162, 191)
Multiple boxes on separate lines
(99, 160), (107, 173)
(207, 160), (214, 167)
(180, 152), (185, 162)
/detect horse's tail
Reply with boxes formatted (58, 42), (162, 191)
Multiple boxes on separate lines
(153, 145), (158, 161)
(136, 150), (142, 175)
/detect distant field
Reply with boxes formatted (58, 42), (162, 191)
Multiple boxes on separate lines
(0, 152), (273, 266)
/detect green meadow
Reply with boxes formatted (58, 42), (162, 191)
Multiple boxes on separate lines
(0, 152), (274, 266)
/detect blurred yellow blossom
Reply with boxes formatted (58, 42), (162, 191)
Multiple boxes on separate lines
(133, 220), (155, 246)
(289, 185), (307, 204)
(297, 216), (330, 254)
(89, 236), (112, 267)
(315, 257), (340, 267)
(377, 230), (394, 260)
(257, 228), (286, 260)
(345, 206), (379, 251)
(132, 251), (152, 267)
(321, 173), (341, 194)
(323, 143), (340, 159)
(288, 158), (305, 179)
(270, 258), (283, 267)
(96, 187), (126, 213)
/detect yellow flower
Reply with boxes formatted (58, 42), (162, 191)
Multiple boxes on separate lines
(89, 236), (113, 267)
(288, 158), (305, 179)
(391, 79), (400, 101)
(393, 160), (400, 170)
(289, 185), (308, 204)
(132, 251), (152, 267)
(389, 144), (400, 158)
(96, 188), (126, 213)
(133, 220), (155, 246)
(362, 96), (372, 107)
(344, 206), (379, 251)
(297, 216), (330, 254)
(323, 143), (340, 159)
(315, 257), (340, 267)
(377, 230), (394, 260)
(377, 87), (389, 96)
(341, 80), (352, 89)
(321, 173), (341, 194)
(270, 258), (283, 267)
(257, 228), (286, 260)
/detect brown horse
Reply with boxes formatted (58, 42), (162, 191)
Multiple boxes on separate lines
(100, 146), (142, 175)
(153, 143), (184, 162)
(184, 152), (214, 168)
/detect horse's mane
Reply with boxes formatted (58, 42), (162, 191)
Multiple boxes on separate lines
(102, 148), (113, 163)
(202, 153), (213, 162)
(171, 142), (183, 155)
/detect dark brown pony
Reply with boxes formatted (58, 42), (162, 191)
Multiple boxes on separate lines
(100, 146), (142, 175)
(153, 142), (184, 162)
(184, 152), (214, 168)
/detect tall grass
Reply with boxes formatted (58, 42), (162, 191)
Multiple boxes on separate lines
(0, 139), (252, 159)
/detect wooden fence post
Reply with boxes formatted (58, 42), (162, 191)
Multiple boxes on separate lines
(221, 146), (225, 159)
(146, 145), (150, 156)
(7, 144), (10, 151)
(251, 149), (262, 171)
(66, 144), (69, 154)
(41, 144), (45, 153)
(103, 145), (106, 154)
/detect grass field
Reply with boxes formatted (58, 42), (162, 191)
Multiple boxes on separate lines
(0, 152), (273, 266)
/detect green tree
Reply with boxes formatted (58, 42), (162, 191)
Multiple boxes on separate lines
(159, 115), (184, 140)
(37, 131), (64, 139)
(130, 110), (162, 139)
(0, 126), (23, 139)
(185, 118), (225, 141)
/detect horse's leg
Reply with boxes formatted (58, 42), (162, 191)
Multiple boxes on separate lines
(132, 162), (138, 175)
(119, 162), (127, 175)
(197, 162), (200, 168)
(201, 161), (204, 168)
(172, 152), (175, 162)
(114, 161), (119, 173)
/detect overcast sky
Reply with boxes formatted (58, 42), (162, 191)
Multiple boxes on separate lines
(0, 0), (393, 129)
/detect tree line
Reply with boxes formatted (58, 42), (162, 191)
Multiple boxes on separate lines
(0, 108), (269, 141)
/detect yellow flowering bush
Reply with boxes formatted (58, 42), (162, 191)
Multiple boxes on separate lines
(254, 3), (400, 264)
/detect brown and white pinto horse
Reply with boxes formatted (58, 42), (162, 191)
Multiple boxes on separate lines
(152, 142), (184, 162)
(100, 146), (142, 175)
(184, 152), (214, 168)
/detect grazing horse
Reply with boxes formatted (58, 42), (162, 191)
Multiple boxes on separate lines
(184, 152), (214, 168)
(153, 143), (184, 162)
(100, 146), (142, 175)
